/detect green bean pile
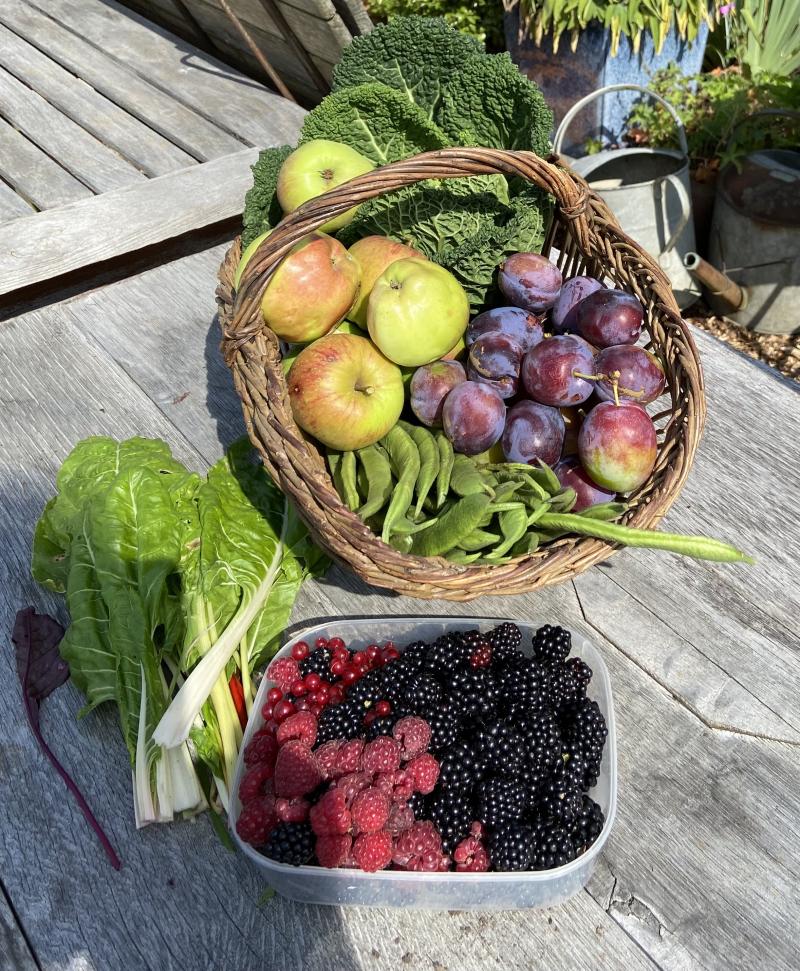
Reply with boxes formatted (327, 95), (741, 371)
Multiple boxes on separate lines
(327, 427), (753, 566)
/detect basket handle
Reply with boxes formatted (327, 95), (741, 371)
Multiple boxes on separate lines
(553, 83), (689, 158)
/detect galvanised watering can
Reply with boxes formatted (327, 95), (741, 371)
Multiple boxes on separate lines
(554, 83), (700, 309)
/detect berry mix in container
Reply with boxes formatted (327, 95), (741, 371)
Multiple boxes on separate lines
(235, 623), (608, 874)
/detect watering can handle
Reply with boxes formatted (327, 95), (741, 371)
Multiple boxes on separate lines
(553, 83), (689, 158)
(660, 173), (691, 255)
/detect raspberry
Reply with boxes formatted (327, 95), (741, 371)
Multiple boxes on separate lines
(275, 796), (310, 823)
(453, 823), (490, 872)
(385, 801), (415, 836)
(273, 740), (323, 798)
(335, 771), (372, 806)
(314, 739), (344, 779)
(334, 738), (365, 776)
(373, 771), (397, 796)
(239, 762), (274, 803)
(406, 753), (440, 795)
(276, 710), (318, 748)
(236, 795), (277, 845)
(392, 821), (445, 871)
(362, 736), (402, 774)
(350, 787), (391, 834)
(353, 831), (393, 872)
(310, 788), (351, 836)
(243, 729), (278, 767)
(392, 716), (431, 759)
(316, 833), (352, 868)
(266, 656), (300, 692)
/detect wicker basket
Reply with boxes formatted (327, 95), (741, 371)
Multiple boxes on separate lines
(217, 148), (705, 600)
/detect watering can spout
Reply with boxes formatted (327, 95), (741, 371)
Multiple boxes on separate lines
(683, 252), (747, 314)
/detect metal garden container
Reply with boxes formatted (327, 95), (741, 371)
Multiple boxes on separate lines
(555, 83), (700, 309)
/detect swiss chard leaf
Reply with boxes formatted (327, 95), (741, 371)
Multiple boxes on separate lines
(13, 607), (122, 869)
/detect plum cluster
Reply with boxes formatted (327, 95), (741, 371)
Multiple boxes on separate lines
(409, 253), (665, 501)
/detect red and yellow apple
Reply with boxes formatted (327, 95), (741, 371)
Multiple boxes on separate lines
(287, 333), (404, 450)
(347, 236), (425, 327)
(261, 232), (360, 343)
(235, 230), (270, 290)
(367, 259), (470, 367)
(277, 139), (375, 232)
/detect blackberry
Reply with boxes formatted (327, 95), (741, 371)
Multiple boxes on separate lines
(541, 662), (571, 710)
(424, 633), (471, 679)
(571, 796), (605, 854)
(427, 789), (475, 852)
(448, 668), (497, 720)
(347, 669), (387, 706)
(473, 721), (524, 777)
(537, 773), (583, 825)
(407, 791), (426, 818)
(496, 656), (547, 718)
(489, 822), (535, 871)
(530, 818), (576, 869)
(315, 698), (364, 744)
(486, 621), (522, 656)
(427, 706), (462, 753)
(557, 745), (595, 790)
(563, 697), (607, 749)
(262, 822), (314, 865)
(380, 661), (412, 706)
(517, 764), (547, 807)
(477, 778), (528, 827)
(532, 624), (571, 663)
(366, 715), (397, 739)
(403, 673), (442, 714)
(399, 640), (428, 669)
(438, 741), (484, 791)
(299, 647), (334, 679)
(517, 708), (561, 774)
(561, 657), (593, 704)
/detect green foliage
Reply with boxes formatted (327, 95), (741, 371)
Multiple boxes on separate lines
(365, 0), (504, 48)
(242, 144), (292, 248)
(722, 0), (800, 77)
(299, 83), (451, 165)
(519, 0), (712, 55)
(626, 66), (800, 168)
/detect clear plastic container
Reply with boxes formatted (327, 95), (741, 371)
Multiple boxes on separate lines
(230, 617), (616, 910)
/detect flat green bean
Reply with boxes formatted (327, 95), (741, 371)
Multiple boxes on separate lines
(450, 454), (494, 498)
(548, 487), (577, 513)
(390, 516), (438, 536)
(412, 493), (492, 557)
(388, 533), (413, 553)
(435, 433), (454, 508)
(492, 480), (523, 503)
(445, 549), (483, 564)
(356, 444), (394, 520)
(510, 532), (540, 555)
(400, 422), (440, 518)
(579, 501), (627, 521)
(340, 451), (360, 511)
(381, 426), (420, 542)
(537, 513), (755, 563)
(458, 528), (503, 552)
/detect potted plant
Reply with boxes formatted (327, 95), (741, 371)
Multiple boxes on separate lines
(504, 0), (712, 148)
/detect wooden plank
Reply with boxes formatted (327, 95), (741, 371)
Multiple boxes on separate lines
(0, 175), (34, 222)
(0, 886), (37, 971)
(0, 119), (91, 210)
(0, 0), (243, 161)
(0, 23), (194, 177)
(0, 294), (658, 971)
(27, 0), (308, 145)
(574, 327), (800, 741)
(0, 150), (258, 296)
(0, 67), (146, 193)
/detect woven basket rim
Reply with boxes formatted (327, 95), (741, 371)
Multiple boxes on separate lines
(217, 147), (705, 601)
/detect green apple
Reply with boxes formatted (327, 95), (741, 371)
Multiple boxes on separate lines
(277, 139), (375, 232)
(262, 232), (360, 343)
(235, 230), (271, 289)
(347, 236), (425, 327)
(287, 333), (404, 451)
(368, 259), (470, 367)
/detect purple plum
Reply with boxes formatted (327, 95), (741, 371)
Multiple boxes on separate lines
(554, 456), (616, 511)
(552, 276), (604, 333)
(409, 360), (467, 427)
(502, 401), (565, 466)
(442, 382), (506, 455)
(466, 307), (545, 352)
(498, 253), (562, 313)
(521, 335), (595, 407)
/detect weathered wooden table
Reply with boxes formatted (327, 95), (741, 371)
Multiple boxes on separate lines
(1, 239), (799, 970)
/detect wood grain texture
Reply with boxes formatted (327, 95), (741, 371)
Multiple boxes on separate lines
(0, 66), (146, 193)
(0, 150), (258, 295)
(0, 885), (37, 971)
(29, 0), (307, 146)
(0, 175), (34, 222)
(0, 23), (194, 177)
(0, 0), (242, 161)
(0, 297), (655, 971)
(0, 119), (91, 210)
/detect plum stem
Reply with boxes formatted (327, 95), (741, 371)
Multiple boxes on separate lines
(572, 369), (645, 403)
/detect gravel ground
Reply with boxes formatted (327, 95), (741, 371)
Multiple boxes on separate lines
(688, 312), (800, 384)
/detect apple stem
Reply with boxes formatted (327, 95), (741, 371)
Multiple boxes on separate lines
(355, 382), (375, 396)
